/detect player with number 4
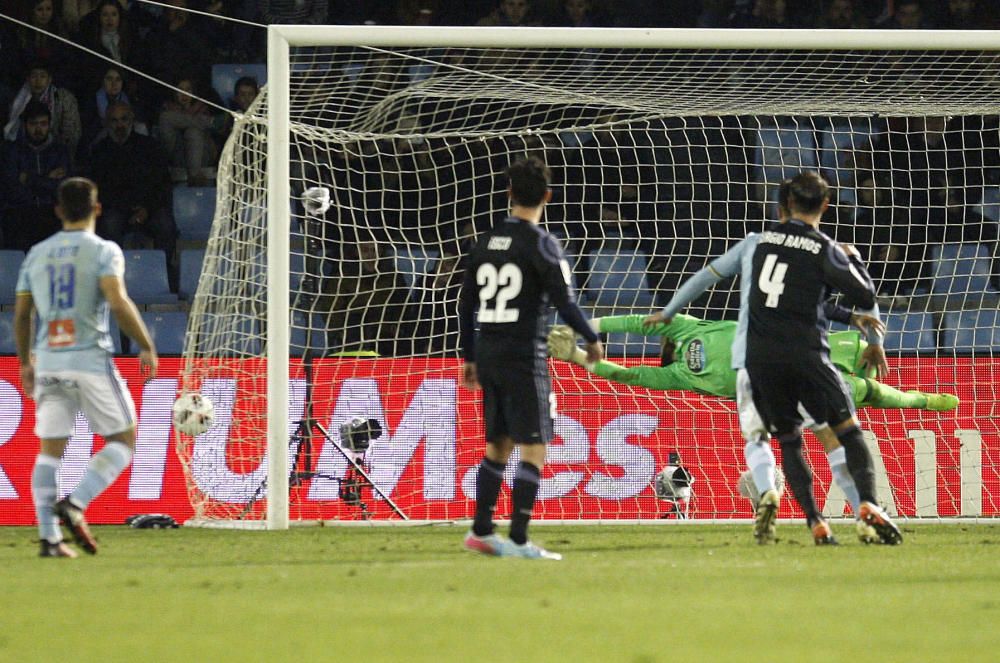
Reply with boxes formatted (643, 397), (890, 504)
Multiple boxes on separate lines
(458, 157), (603, 560)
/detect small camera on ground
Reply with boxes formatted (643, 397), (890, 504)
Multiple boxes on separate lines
(339, 417), (382, 452)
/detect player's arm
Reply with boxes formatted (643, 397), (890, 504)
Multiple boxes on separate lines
(821, 242), (877, 310)
(537, 233), (603, 362)
(99, 275), (158, 381)
(823, 300), (885, 345)
(13, 292), (35, 394)
(457, 260), (480, 389)
(645, 236), (752, 326)
(547, 328), (689, 390)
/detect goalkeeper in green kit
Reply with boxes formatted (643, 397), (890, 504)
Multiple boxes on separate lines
(548, 309), (958, 412)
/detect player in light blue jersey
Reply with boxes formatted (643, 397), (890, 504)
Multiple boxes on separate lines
(15, 177), (158, 558)
(645, 200), (889, 544)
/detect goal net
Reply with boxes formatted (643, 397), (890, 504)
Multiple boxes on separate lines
(178, 27), (1000, 528)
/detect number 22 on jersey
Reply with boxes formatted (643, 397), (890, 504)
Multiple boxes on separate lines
(758, 253), (788, 308)
(477, 263), (522, 323)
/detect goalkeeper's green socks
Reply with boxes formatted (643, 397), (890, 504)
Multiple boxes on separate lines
(862, 379), (959, 411)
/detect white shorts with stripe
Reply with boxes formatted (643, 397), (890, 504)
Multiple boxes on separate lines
(736, 368), (823, 444)
(33, 366), (136, 439)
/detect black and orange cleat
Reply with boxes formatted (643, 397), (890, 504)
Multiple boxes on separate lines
(39, 540), (78, 558)
(859, 502), (903, 545)
(55, 498), (98, 555)
(811, 519), (839, 546)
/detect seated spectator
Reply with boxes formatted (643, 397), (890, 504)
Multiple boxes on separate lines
(884, 0), (932, 29)
(816, 0), (857, 29)
(216, 75), (260, 144)
(316, 238), (415, 357)
(8, 0), (72, 79)
(146, 0), (215, 109)
(730, 0), (794, 28)
(63, 0), (123, 36)
(4, 60), (81, 166)
(476, 0), (539, 26)
(79, 65), (150, 154)
(411, 246), (464, 357)
(0, 100), (71, 250)
(552, 0), (609, 27)
(257, 0), (329, 24)
(940, 0), (986, 29)
(158, 75), (220, 186)
(74, 0), (147, 107)
(88, 100), (178, 288)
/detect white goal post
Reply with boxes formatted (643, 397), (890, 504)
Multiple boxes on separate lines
(180, 26), (1000, 529)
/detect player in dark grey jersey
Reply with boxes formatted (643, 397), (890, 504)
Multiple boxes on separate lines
(745, 172), (902, 544)
(458, 157), (603, 559)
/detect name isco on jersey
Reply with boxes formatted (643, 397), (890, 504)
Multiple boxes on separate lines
(760, 230), (821, 255)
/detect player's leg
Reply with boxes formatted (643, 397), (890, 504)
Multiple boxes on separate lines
(56, 368), (138, 554)
(465, 360), (512, 554)
(811, 425), (877, 543)
(845, 374), (959, 411)
(735, 369), (779, 544)
(32, 375), (80, 558)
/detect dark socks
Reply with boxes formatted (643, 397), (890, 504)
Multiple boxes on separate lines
(509, 461), (541, 545)
(472, 457), (506, 537)
(836, 425), (878, 504)
(779, 433), (821, 525)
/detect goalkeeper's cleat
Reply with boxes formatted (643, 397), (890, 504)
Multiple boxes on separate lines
(811, 520), (839, 546)
(38, 540), (78, 558)
(909, 391), (959, 412)
(506, 541), (562, 561)
(753, 489), (780, 545)
(463, 531), (511, 557)
(55, 498), (98, 555)
(859, 502), (903, 545)
(855, 518), (879, 545)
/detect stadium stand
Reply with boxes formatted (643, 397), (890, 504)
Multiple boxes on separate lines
(173, 187), (217, 243)
(123, 250), (178, 305)
(0, 251), (26, 307)
(942, 309), (1000, 353)
(394, 246), (438, 289)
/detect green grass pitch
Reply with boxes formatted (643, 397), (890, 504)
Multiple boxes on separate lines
(2, 524), (999, 662)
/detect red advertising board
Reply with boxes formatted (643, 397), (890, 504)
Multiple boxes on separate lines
(0, 356), (997, 525)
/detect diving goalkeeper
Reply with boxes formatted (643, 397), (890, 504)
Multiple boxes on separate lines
(548, 312), (958, 412)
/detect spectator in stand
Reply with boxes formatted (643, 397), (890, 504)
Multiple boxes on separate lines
(730, 0), (794, 29)
(63, 0), (123, 36)
(257, 0), (329, 24)
(87, 100), (178, 289)
(816, 0), (857, 29)
(411, 245), (465, 357)
(75, 0), (146, 106)
(158, 75), (221, 186)
(79, 65), (150, 154)
(9, 0), (72, 80)
(316, 237), (416, 357)
(552, 0), (610, 27)
(476, 0), (539, 26)
(4, 61), (81, 166)
(1, 100), (71, 250)
(940, 0), (986, 29)
(885, 0), (932, 29)
(146, 0), (215, 108)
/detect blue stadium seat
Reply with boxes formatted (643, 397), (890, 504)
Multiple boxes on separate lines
(173, 186), (216, 242)
(133, 311), (188, 355)
(211, 64), (267, 107)
(882, 311), (936, 353)
(123, 250), (177, 305)
(179, 249), (206, 301)
(931, 243), (995, 296)
(394, 246), (438, 288)
(0, 310), (14, 354)
(754, 117), (818, 186)
(587, 249), (655, 308)
(0, 250), (26, 307)
(941, 309), (1000, 353)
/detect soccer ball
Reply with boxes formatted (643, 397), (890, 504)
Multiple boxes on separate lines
(172, 393), (215, 436)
